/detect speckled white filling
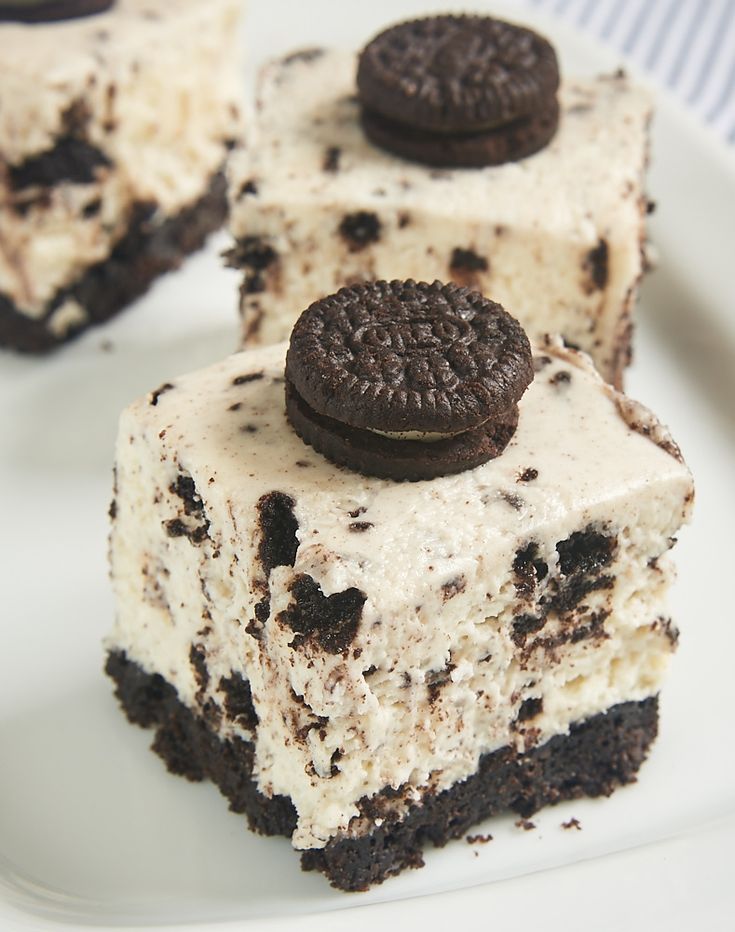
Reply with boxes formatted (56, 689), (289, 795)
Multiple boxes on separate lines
(107, 338), (692, 850)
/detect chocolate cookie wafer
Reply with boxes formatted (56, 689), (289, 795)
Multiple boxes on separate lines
(285, 280), (534, 481)
(357, 15), (560, 167)
(0, 0), (113, 21)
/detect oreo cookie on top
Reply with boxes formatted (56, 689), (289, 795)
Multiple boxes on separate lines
(357, 14), (560, 167)
(285, 280), (534, 481)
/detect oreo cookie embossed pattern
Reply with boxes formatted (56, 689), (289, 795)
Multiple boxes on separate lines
(285, 280), (534, 480)
(357, 15), (561, 166)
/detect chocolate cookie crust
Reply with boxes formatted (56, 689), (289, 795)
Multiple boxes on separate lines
(0, 170), (227, 354)
(286, 280), (533, 433)
(106, 649), (659, 892)
(357, 15), (560, 132)
(0, 0), (113, 22)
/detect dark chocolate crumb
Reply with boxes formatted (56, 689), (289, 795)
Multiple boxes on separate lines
(548, 579), (614, 617)
(189, 644), (209, 694)
(108, 498), (117, 520)
(449, 247), (489, 273)
(515, 819), (536, 831)
(511, 614), (546, 647)
(646, 199), (656, 215)
(449, 247), (490, 288)
(500, 491), (524, 510)
(243, 274), (266, 295)
(556, 527), (616, 577)
(363, 665), (377, 677)
(441, 576), (466, 601)
(233, 371), (264, 386)
(348, 507), (367, 518)
(82, 197), (102, 219)
(9, 133), (111, 191)
(338, 211), (381, 252)
(278, 574), (366, 655)
(349, 521), (374, 532)
(550, 370), (572, 386)
(164, 518), (208, 544)
(398, 212), (411, 228)
(329, 749), (343, 777)
(323, 146), (341, 172)
(516, 697), (543, 722)
(219, 672), (259, 730)
(225, 237), (278, 274)
(513, 543), (548, 596)
(426, 663), (456, 701)
(523, 610), (610, 659)
(149, 382), (174, 406)
(518, 468), (539, 483)
(250, 603), (268, 631)
(533, 355), (552, 371)
(239, 179), (258, 198)
(295, 460), (312, 468)
(62, 99), (92, 136)
(561, 817), (582, 831)
(583, 238), (609, 291)
(257, 492), (299, 577)
(242, 424), (259, 434)
(466, 833), (493, 845)
(170, 475), (205, 517)
(228, 402), (242, 412)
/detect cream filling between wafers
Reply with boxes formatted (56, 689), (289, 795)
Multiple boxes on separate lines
(368, 427), (466, 442)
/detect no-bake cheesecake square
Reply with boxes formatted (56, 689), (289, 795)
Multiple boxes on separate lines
(106, 322), (692, 890)
(227, 46), (651, 387)
(0, 0), (243, 353)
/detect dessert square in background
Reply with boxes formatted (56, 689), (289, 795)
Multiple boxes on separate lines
(0, 0), (244, 353)
(228, 15), (653, 387)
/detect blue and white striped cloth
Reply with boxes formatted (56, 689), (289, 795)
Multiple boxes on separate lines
(518, 0), (735, 145)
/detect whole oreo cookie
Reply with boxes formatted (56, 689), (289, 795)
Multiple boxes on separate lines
(0, 0), (113, 22)
(285, 280), (534, 481)
(356, 14), (560, 167)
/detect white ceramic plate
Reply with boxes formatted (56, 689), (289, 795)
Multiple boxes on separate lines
(2, 3), (734, 930)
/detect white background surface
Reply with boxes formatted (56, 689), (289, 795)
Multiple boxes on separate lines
(1, 3), (735, 929)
